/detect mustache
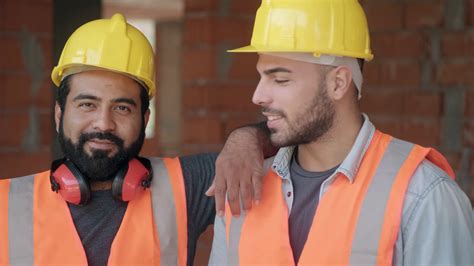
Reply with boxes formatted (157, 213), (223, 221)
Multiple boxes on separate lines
(78, 131), (124, 148)
(262, 107), (286, 117)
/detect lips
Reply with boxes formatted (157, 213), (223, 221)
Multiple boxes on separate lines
(262, 112), (284, 128)
(86, 138), (116, 150)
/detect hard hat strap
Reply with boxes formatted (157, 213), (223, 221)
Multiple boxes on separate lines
(261, 53), (363, 99)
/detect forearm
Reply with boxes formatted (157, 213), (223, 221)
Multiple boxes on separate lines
(228, 122), (277, 159)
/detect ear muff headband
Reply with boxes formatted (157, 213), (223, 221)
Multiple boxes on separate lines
(50, 157), (152, 205)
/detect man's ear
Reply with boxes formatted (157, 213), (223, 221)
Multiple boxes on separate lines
(329, 66), (352, 101)
(143, 109), (151, 129)
(54, 102), (61, 133)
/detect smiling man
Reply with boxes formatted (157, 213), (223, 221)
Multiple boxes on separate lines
(0, 13), (270, 265)
(210, 0), (474, 265)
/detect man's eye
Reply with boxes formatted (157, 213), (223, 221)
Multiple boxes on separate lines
(78, 103), (94, 109)
(275, 79), (289, 84)
(115, 106), (131, 112)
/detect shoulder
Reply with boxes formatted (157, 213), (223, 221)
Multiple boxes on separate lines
(401, 159), (472, 231)
(406, 159), (457, 197)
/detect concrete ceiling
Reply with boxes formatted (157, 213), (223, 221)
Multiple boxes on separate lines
(103, 0), (184, 21)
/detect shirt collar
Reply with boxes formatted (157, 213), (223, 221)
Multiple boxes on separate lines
(272, 113), (375, 183)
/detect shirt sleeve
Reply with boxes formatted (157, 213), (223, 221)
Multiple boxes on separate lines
(179, 153), (217, 265)
(209, 215), (229, 265)
(394, 160), (474, 265)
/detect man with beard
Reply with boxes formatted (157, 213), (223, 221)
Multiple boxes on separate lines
(209, 0), (474, 265)
(0, 13), (273, 265)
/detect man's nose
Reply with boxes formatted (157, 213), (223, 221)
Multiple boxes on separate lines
(252, 79), (272, 106)
(92, 109), (116, 132)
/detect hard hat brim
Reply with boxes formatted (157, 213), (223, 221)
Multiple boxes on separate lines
(228, 45), (374, 61)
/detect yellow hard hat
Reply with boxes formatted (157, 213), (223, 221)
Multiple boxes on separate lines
(51, 13), (156, 98)
(229, 0), (374, 61)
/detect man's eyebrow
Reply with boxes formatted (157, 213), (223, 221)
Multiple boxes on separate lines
(73, 94), (100, 101)
(112, 98), (137, 107)
(263, 67), (292, 75)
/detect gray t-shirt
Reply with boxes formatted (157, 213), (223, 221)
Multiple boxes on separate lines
(288, 151), (338, 263)
(69, 153), (217, 266)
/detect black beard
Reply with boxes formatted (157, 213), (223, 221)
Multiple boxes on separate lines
(58, 116), (145, 182)
(268, 79), (335, 147)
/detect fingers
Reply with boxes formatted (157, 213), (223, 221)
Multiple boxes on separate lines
(213, 171), (227, 217)
(252, 170), (263, 204)
(240, 178), (253, 211)
(226, 177), (241, 217)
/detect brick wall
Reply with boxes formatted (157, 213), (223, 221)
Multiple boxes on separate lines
(0, 0), (54, 178)
(181, 0), (261, 155)
(182, 0), (474, 206)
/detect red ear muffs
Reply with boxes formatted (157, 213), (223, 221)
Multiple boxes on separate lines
(50, 158), (91, 205)
(112, 157), (153, 202)
(50, 157), (152, 205)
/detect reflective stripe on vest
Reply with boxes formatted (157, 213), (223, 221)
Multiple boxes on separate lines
(225, 130), (455, 266)
(1, 157), (187, 265)
(9, 175), (35, 264)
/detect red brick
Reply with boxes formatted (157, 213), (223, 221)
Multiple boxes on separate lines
(40, 36), (53, 70)
(183, 85), (259, 112)
(379, 61), (421, 87)
(230, 0), (260, 15)
(183, 16), (213, 45)
(470, 153), (474, 180)
(39, 111), (53, 147)
(405, 1), (443, 29)
(369, 116), (402, 138)
(371, 32), (426, 59)
(3, 74), (53, 109)
(363, 61), (380, 86)
(0, 0), (5, 30)
(3, 74), (31, 108)
(0, 36), (24, 71)
(185, 0), (218, 12)
(228, 53), (259, 80)
(363, 2), (404, 32)
(363, 61), (421, 88)
(182, 48), (216, 81)
(214, 17), (253, 45)
(360, 90), (404, 115)
(468, 0), (474, 26)
(402, 91), (442, 117)
(0, 112), (30, 147)
(463, 119), (474, 148)
(443, 151), (462, 173)
(400, 118), (440, 146)
(182, 116), (222, 144)
(437, 62), (474, 86)
(0, 150), (52, 178)
(37, 78), (54, 108)
(441, 31), (474, 58)
(465, 91), (474, 117)
(0, 75), (5, 107)
(3, 1), (52, 33)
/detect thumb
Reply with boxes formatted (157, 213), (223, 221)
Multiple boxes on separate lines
(205, 182), (216, 197)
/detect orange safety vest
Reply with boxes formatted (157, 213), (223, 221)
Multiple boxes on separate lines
(0, 157), (188, 265)
(224, 130), (455, 266)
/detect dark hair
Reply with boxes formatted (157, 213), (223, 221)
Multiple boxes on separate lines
(357, 58), (365, 72)
(56, 74), (150, 116)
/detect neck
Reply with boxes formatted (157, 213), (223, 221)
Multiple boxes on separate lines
(90, 180), (113, 191)
(297, 112), (363, 172)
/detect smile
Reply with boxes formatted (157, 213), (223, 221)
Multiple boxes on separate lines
(262, 112), (283, 121)
(87, 139), (116, 150)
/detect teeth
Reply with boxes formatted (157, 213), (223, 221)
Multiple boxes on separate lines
(267, 116), (280, 121)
